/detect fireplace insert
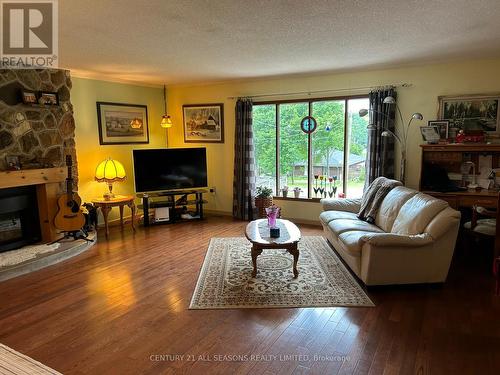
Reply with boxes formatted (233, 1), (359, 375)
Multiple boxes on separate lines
(0, 186), (41, 253)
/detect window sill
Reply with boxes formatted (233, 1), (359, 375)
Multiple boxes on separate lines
(273, 196), (321, 203)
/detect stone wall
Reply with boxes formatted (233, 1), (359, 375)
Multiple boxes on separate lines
(0, 69), (77, 186)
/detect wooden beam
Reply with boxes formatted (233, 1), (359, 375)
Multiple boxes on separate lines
(0, 168), (66, 189)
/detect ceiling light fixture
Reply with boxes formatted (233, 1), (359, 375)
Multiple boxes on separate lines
(160, 85), (172, 129)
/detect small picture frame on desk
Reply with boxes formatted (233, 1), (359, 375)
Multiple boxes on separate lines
(420, 126), (440, 144)
(428, 120), (449, 141)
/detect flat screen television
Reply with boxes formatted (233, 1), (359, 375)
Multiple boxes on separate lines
(133, 148), (207, 192)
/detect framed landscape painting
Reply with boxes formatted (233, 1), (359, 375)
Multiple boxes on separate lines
(438, 94), (500, 133)
(183, 103), (224, 143)
(97, 102), (149, 145)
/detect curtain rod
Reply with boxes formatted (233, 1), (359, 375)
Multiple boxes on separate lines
(227, 83), (412, 100)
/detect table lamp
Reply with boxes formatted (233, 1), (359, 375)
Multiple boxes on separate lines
(95, 157), (126, 199)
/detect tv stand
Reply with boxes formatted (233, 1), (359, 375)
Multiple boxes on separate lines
(137, 189), (208, 226)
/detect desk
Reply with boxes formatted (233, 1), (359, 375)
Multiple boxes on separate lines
(420, 144), (500, 209)
(92, 195), (136, 239)
(422, 190), (499, 209)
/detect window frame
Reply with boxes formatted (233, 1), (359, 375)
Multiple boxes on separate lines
(254, 94), (368, 199)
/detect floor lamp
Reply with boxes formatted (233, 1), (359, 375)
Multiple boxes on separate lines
(359, 96), (423, 185)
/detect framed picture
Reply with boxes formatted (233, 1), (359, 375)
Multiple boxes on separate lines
(22, 91), (37, 104)
(438, 94), (500, 133)
(39, 92), (59, 105)
(428, 120), (449, 140)
(183, 103), (224, 143)
(97, 102), (149, 145)
(420, 126), (440, 144)
(5, 155), (21, 170)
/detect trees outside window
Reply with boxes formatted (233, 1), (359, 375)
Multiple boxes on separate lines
(253, 96), (368, 199)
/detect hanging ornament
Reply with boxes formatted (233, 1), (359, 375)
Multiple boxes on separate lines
(300, 116), (317, 134)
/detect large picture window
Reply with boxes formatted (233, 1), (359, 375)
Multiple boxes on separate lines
(253, 96), (369, 199)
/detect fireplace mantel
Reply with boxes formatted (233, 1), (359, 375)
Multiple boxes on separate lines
(0, 167), (66, 189)
(1, 167), (67, 243)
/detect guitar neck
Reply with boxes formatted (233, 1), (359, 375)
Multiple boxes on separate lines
(66, 163), (73, 196)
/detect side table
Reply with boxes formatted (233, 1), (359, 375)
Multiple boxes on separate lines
(91, 195), (136, 239)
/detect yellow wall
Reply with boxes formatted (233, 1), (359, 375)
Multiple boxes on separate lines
(72, 77), (165, 221)
(167, 58), (500, 221)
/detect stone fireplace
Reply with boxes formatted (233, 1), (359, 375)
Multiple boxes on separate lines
(0, 70), (95, 280)
(0, 69), (77, 248)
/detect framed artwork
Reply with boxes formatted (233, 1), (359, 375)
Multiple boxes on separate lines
(420, 126), (440, 144)
(428, 120), (449, 140)
(438, 94), (500, 133)
(21, 91), (37, 104)
(183, 103), (224, 143)
(39, 91), (59, 105)
(5, 155), (21, 170)
(97, 102), (149, 145)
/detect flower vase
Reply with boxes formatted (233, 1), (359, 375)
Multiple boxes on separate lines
(265, 206), (280, 228)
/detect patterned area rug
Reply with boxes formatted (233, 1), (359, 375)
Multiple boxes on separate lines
(189, 236), (374, 309)
(0, 343), (61, 374)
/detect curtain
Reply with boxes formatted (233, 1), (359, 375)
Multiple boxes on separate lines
(365, 88), (396, 187)
(233, 98), (256, 220)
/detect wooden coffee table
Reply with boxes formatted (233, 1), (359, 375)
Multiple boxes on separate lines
(245, 219), (301, 278)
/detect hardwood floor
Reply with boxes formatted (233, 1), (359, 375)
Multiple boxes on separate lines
(0, 216), (499, 375)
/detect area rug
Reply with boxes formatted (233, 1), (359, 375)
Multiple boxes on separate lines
(0, 343), (61, 374)
(189, 236), (374, 309)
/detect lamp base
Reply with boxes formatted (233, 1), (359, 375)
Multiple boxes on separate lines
(103, 182), (115, 200)
(103, 192), (115, 200)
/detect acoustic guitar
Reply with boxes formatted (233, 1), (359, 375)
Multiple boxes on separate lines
(54, 155), (85, 232)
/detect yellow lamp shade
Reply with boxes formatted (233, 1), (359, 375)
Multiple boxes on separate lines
(95, 158), (126, 183)
(160, 115), (172, 128)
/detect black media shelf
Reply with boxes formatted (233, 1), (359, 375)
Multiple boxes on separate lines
(137, 189), (208, 226)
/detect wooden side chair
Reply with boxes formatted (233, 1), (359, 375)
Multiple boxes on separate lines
(463, 193), (500, 294)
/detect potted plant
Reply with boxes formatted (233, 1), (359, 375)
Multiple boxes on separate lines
(293, 187), (301, 198)
(254, 186), (273, 218)
(282, 186), (289, 198)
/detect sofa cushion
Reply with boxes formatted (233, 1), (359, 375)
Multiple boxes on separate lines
(328, 219), (384, 236)
(375, 186), (417, 232)
(319, 211), (358, 225)
(337, 231), (373, 256)
(392, 193), (449, 235)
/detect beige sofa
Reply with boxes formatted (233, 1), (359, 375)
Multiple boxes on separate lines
(320, 185), (461, 286)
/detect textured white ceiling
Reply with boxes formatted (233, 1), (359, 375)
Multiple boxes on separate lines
(60, 0), (500, 85)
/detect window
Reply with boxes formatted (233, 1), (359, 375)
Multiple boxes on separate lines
(254, 96), (369, 199)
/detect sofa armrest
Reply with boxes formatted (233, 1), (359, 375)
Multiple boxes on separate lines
(320, 198), (361, 213)
(359, 232), (434, 247)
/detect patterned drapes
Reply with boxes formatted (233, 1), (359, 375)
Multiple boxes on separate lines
(233, 99), (256, 220)
(365, 88), (396, 187)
